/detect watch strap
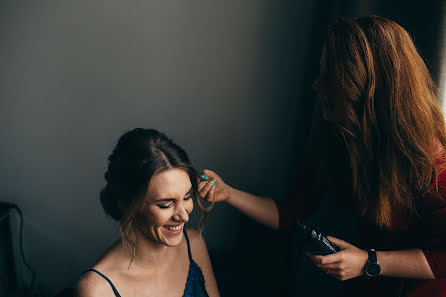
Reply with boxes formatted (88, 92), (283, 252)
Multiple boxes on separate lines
(367, 248), (377, 264)
(364, 248), (381, 278)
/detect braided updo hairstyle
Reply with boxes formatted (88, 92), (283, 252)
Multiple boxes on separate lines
(100, 128), (209, 261)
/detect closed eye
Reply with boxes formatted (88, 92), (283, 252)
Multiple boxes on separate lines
(184, 191), (192, 201)
(157, 202), (173, 209)
(156, 189), (192, 208)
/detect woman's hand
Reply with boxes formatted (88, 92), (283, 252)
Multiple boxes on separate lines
(197, 169), (233, 204)
(308, 236), (368, 281)
(197, 169), (279, 229)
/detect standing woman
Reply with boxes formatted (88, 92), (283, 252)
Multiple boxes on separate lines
(198, 16), (446, 297)
(76, 128), (219, 297)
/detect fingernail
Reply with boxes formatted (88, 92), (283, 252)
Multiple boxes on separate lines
(211, 185), (215, 189)
(201, 175), (208, 180)
(211, 179), (216, 183)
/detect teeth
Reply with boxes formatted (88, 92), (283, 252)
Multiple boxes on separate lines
(164, 225), (182, 231)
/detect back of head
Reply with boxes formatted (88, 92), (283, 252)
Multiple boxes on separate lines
(321, 16), (440, 134)
(317, 16), (446, 227)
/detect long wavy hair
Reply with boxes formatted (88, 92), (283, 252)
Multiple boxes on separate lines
(313, 16), (446, 227)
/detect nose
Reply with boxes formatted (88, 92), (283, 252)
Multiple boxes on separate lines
(172, 203), (189, 223)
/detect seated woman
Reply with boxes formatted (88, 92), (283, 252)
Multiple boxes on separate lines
(76, 128), (219, 297)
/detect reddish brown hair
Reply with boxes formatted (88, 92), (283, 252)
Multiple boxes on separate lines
(314, 16), (446, 227)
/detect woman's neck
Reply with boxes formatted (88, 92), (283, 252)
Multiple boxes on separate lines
(127, 230), (176, 271)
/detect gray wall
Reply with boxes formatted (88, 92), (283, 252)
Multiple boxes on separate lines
(0, 1), (314, 296)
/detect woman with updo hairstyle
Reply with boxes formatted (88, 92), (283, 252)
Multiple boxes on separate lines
(76, 128), (219, 297)
(197, 16), (446, 297)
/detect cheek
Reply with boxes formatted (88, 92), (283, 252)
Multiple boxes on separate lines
(186, 199), (194, 214)
(152, 210), (174, 226)
(139, 208), (172, 228)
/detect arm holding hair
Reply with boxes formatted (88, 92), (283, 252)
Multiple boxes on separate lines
(197, 169), (279, 230)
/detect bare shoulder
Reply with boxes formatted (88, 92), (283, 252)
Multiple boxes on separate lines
(184, 228), (220, 297)
(75, 269), (116, 297)
(185, 228), (207, 255)
(185, 228), (203, 242)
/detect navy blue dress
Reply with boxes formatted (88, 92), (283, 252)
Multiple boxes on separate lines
(84, 229), (209, 297)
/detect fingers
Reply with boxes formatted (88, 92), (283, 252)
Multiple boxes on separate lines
(311, 259), (341, 277)
(197, 178), (216, 202)
(202, 169), (217, 178)
(198, 180), (208, 192)
(308, 255), (346, 280)
(201, 169), (219, 184)
(308, 251), (343, 265)
(206, 187), (216, 204)
(315, 262), (342, 270)
(325, 268), (344, 280)
(326, 236), (350, 250)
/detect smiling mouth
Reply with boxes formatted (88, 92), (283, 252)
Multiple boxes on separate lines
(163, 224), (183, 233)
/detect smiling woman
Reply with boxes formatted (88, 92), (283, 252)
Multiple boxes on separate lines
(75, 128), (219, 297)
(134, 168), (194, 248)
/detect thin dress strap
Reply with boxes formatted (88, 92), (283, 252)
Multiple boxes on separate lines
(182, 229), (209, 297)
(183, 229), (193, 261)
(83, 268), (122, 297)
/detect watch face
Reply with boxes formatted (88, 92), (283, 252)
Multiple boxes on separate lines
(365, 263), (381, 277)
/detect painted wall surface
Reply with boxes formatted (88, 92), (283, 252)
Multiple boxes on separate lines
(0, 1), (314, 295)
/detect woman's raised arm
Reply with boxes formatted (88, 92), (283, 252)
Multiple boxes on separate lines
(197, 169), (279, 230)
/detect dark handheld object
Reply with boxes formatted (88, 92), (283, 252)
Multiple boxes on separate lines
(296, 221), (339, 255)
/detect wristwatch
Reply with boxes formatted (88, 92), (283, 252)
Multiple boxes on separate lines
(364, 249), (381, 278)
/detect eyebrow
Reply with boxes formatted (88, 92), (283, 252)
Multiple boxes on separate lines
(153, 188), (192, 202)
(154, 198), (176, 202)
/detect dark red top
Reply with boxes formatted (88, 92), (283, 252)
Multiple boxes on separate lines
(276, 165), (446, 297)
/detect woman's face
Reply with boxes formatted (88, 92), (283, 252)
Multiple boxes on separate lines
(313, 51), (347, 123)
(313, 76), (346, 123)
(134, 168), (194, 247)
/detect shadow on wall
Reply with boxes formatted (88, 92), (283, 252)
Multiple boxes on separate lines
(54, 288), (74, 297)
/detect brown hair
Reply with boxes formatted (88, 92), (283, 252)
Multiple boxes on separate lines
(100, 128), (211, 266)
(313, 16), (446, 227)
